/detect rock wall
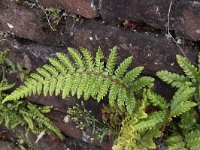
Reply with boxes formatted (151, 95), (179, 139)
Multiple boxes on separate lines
(0, 0), (200, 149)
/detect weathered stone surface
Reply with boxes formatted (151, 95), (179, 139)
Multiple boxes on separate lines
(100, 0), (171, 28)
(39, 0), (99, 18)
(172, 1), (200, 41)
(0, 0), (63, 45)
(100, 0), (200, 41)
(63, 18), (198, 75)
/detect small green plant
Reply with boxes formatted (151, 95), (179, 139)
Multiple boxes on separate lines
(0, 49), (63, 139)
(64, 101), (114, 142)
(113, 85), (199, 150)
(157, 53), (200, 109)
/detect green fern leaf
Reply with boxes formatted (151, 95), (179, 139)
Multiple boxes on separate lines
(91, 76), (104, 98)
(125, 93), (136, 114)
(117, 88), (126, 109)
(56, 52), (75, 72)
(3, 47), (150, 114)
(176, 55), (198, 81)
(95, 47), (104, 72)
(43, 82), (50, 96)
(43, 64), (58, 76)
(185, 128), (200, 150)
(134, 111), (165, 132)
(84, 76), (96, 100)
(62, 75), (73, 99)
(180, 109), (197, 130)
(123, 67), (144, 84)
(105, 46), (117, 75)
(115, 56), (133, 79)
(171, 101), (197, 117)
(77, 75), (89, 99)
(55, 77), (64, 96)
(49, 78), (57, 96)
(68, 47), (85, 70)
(157, 70), (190, 88)
(97, 80), (111, 102)
(71, 74), (82, 96)
(170, 86), (196, 117)
(131, 77), (154, 91)
(49, 58), (66, 74)
(147, 90), (168, 110)
(37, 68), (51, 79)
(80, 47), (94, 71)
(109, 84), (119, 107)
(165, 134), (187, 150)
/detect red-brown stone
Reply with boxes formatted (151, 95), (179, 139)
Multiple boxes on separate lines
(39, 0), (99, 18)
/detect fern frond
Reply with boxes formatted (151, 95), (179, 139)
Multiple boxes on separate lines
(55, 77), (64, 96)
(3, 47), (152, 114)
(109, 84), (118, 107)
(68, 47), (85, 70)
(165, 134), (187, 150)
(123, 67), (144, 84)
(43, 64), (59, 76)
(137, 127), (161, 149)
(176, 55), (198, 81)
(105, 46), (117, 75)
(77, 75), (89, 99)
(170, 86), (196, 117)
(83, 76), (96, 100)
(133, 111), (165, 132)
(157, 70), (190, 88)
(49, 58), (66, 74)
(56, 52), (75, 71)
(71, 74), (82, 96)
(147, 90), (168, 110)
(131, 77), (154, 91)
(185, 128), (200, 150)
(112, 115), (138, 150)
(62, 74), (73, 99)
(125, 93), (136, 114)
(97, 80), (111, 102)
(80, 47), (94, 71)
(180, 109), (197, 131)
(115, 56), (133, 79)
(95, 47), (104, 72)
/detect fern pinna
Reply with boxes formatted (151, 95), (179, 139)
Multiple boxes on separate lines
(3, 47), (154, 114)
(157, 53), (200, 109)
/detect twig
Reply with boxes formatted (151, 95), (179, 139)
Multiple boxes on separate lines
(166, 1), (187, 58)
(35, 0), (56, 31)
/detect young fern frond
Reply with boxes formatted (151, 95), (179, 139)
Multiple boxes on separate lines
(3, 47), (153, 114)
(185, 128), (200, 150)
(157, 52), (200, 109)
(176, 55), (198, 81)
(147, 90), (168, 110)
(133, 111), (165, 132)
(157, 70), (190, 88)
(180, 109), (197, 131)
(165, 128), (200, 150)
(170, 86), (196, 117)
(165, 134), (187, 150)
(105, 46), (117, 75)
